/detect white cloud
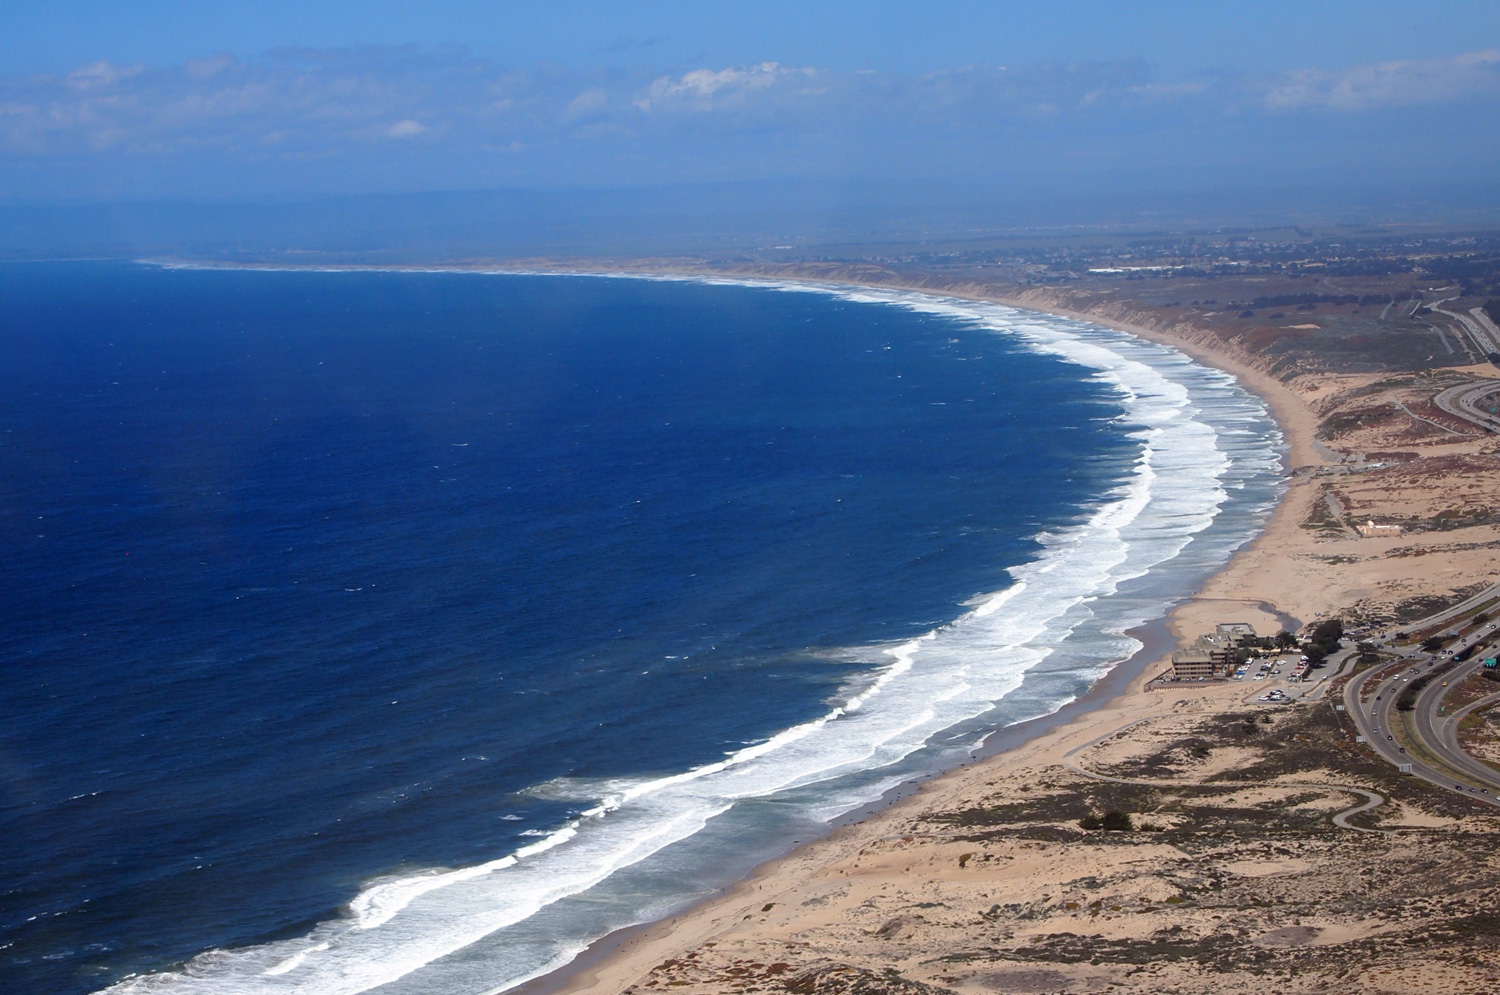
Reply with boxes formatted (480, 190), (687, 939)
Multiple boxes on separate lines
(563, 88), (610, 120)
(2, 44), (1499, 198)
(65, 60), (142, 89)
(385, 119), (427, 138)
(1264, 49), (1500, 111)
(634, 62), (815, 111)
(184, 53), (236, 80)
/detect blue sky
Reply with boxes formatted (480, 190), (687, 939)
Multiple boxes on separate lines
(3, 2), (1499, 203)
(8, 1), (1498, 77)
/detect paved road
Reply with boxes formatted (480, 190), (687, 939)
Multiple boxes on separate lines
(1441, 688), (1500, 761)
(1431, 298), (1500, 356)
(1471, 306), (1500, 345)
(1385, 579), (1500, 634)
(1298, 645), (1358, 701)
(1409, 657), (1500, 791)
(1064, 762), (1390, 834)
(1433, 379), (1500, 433)
(1344, 623), (1500, 806)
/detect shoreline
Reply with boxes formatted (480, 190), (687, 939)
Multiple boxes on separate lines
(510, 271), (1316, 995)
(523, 602), (1190, 995)
(538, 619), (1280, 995)
(146, 258), (1318, 994)
(129, 258), (1500, 991)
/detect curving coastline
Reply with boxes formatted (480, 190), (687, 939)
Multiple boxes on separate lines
(409, 273), (1289, 995)
(520, 277), (1310, 995)
(127, 263), (1294, 995)
(536, 270), (1500, 995)
(134, 260), (1500, 993)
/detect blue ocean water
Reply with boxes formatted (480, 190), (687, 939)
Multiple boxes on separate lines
(0, 263), (1282, 995)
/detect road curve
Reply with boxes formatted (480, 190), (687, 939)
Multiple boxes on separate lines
(1345, 644), (1500, 806)
(1434, 380), (1500, 433)
(1063, 762), (1390, 835)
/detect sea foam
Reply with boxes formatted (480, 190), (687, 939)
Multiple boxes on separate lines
(102, 278), (1282, 995)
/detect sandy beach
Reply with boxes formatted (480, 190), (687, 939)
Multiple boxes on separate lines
(533, 276), (1500, 995)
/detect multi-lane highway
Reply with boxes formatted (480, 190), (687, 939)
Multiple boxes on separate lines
(1430, 297), (1500, 358)
(1387, 578), (1500, 634)
(1442, 686), (1500, 765)
(1433, 379), (1500, 433)
(1343, 609), (1500, 807)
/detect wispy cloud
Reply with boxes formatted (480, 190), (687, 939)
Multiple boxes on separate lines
(1264, 49), (1500, 111)
(1, 46), (1497, 197)
(5, 47), (1497, 158)
(66, 60), (145, 90)
(385, 119), (427, 138)
(634, 62), (817, 111)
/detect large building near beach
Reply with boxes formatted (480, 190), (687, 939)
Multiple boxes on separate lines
(1170, 624), (1259, 680)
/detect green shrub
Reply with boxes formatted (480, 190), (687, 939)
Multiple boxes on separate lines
(1081, 810), (1135, 831)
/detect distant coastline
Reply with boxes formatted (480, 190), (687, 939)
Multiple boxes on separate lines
(140, 256), (1321, 474)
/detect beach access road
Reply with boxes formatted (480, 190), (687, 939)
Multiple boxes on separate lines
(1063, 760), (1390, 834)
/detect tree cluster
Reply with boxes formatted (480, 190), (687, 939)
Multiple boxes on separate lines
(1301, 619), (1343, 668)
(1397, 661), (1456, 711)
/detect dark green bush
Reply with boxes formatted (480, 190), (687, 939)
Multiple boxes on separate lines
(1080, 811), (1135, 831)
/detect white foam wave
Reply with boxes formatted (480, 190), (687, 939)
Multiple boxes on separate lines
(104, 273), (1283, 995)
